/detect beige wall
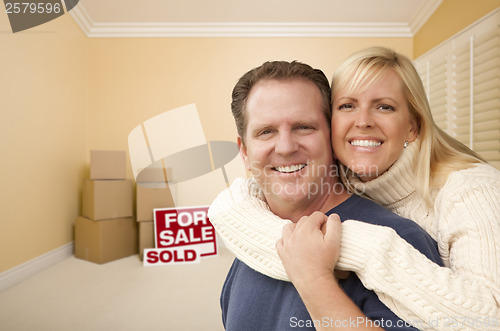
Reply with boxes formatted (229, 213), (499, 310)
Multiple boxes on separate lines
(0, 14), (88, 272)
(87, 37), (413, 174)
(2, 1), (498, 273)
(1, 28), (410, 272)
(414, 0), (500, 58)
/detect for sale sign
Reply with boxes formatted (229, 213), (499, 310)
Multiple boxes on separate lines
(143, 206), (217, 266)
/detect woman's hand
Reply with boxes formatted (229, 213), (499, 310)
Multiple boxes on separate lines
(276, 212), (343, 286)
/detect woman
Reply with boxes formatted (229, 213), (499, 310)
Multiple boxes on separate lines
(208, 47), (500, 329)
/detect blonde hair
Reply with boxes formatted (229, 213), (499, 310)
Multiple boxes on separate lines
(332, 47), (484, 205)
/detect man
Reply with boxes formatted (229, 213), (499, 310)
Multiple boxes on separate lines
(215, 61), (442, 330)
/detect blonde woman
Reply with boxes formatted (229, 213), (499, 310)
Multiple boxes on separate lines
(208, 47), (500, 330)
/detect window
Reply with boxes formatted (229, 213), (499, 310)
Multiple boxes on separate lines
(414, 9), (500, 169)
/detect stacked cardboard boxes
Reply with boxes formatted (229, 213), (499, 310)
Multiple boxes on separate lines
(136, 166), (175, 260)
(75, 151), (137, 264)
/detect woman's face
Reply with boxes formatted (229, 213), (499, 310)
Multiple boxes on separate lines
(331, 69), (418, 181)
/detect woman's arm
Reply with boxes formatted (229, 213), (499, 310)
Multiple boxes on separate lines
(208, 177), (500, 329)
(337, 180), (500, 330)
(208, 177), (290, 280)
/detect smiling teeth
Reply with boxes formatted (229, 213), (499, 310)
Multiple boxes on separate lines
(274, 164), (306, 173)
(351, 140), (382, 147)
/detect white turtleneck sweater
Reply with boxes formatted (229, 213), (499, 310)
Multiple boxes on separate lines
(208, 143), (500, 330)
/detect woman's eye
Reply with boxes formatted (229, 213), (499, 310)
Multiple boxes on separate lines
(378, 104), (395, 111)
(338, 104), (354, 111)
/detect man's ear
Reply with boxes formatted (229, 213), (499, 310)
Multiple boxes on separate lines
(237, 136), (251, 171)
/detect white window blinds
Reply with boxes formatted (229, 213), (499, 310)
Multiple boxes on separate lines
(414, 8), (500, 169)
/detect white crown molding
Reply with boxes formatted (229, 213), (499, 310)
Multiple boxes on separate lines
(408, 0), (443, 35)
(69, 4), (412, 38)
(86, 22), (413, 38)
(68, 2), (93, 36)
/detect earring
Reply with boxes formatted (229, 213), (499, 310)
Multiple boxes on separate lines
(404, 141), (409, 148)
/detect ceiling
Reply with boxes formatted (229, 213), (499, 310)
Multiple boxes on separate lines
(70, 0), (443, 37)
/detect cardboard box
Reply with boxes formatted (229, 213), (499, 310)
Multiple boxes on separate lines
(74, 216), (138, 264)
(138, 220), (154, 260)
(82, 179), (133, 220)
(136, 183), (175, 221)
(90, 150), (126, 180)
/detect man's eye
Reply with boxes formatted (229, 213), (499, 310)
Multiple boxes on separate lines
(258, 130), (272, 136)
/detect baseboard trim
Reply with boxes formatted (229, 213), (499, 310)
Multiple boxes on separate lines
(0, 242), (74, 293)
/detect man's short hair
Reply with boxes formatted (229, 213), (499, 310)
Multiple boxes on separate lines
(231, 61), (331, 143)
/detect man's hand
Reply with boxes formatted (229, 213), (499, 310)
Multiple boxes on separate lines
(276, 212), (342, 286)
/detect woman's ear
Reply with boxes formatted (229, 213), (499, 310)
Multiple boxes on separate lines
(408, 117), (419, 143)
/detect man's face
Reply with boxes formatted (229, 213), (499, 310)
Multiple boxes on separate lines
(239, 78), (334, 213)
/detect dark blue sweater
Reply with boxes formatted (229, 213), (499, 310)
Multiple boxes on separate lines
(221, 195), (443, 330)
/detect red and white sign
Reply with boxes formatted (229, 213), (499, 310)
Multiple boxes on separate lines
(143, 247), (201, 266)
(143, 206), (217, 266)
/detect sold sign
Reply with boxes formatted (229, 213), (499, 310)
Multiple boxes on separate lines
(143, 206), (217, 266)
